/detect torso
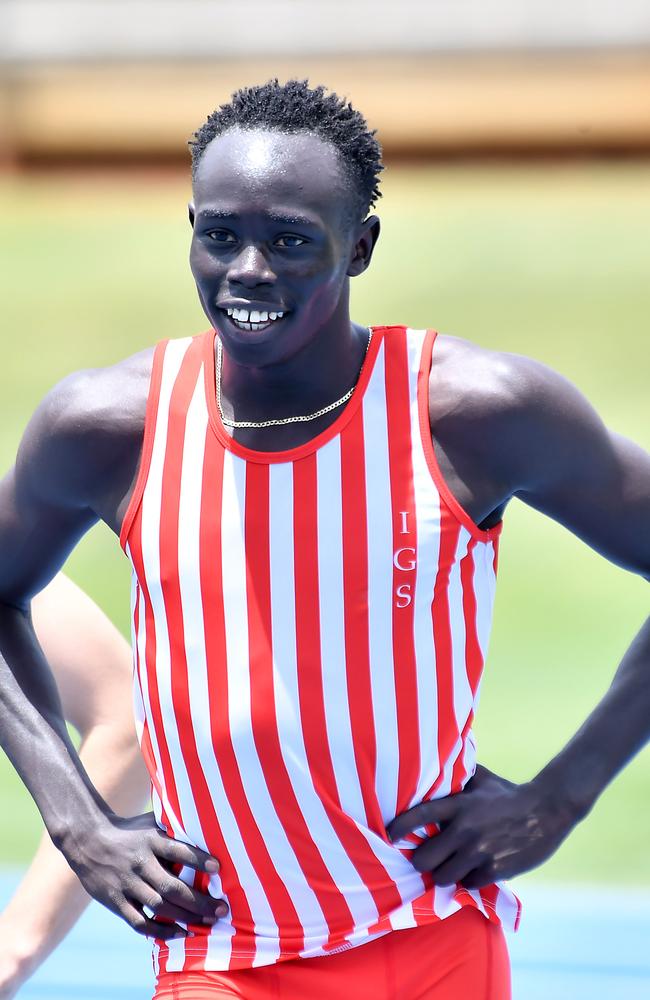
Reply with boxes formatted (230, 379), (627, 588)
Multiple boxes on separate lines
(118, 326), (520, 972)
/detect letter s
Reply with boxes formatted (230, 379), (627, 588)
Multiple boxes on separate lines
(395, 584), (412, 608)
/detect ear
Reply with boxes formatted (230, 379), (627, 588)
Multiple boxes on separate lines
(347, 215), (381, 277)
(188, 202), (196, 228)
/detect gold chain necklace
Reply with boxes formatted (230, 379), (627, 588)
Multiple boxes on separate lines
(216, 331), (372, 429)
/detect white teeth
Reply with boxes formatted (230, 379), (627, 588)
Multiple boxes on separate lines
(228, 307), (286, 329)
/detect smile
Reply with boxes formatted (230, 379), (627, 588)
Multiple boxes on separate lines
(225, 307), (285, 332)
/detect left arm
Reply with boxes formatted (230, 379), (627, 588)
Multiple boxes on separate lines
(388, 356), (650, 887)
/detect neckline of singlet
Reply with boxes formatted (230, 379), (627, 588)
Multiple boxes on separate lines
(202, 325), (386, 465)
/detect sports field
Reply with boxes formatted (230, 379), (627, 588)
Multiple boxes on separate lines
(0, 162), (648, 891)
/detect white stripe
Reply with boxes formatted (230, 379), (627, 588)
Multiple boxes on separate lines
(317, 432), (422, 906)
(175, 375), (236, 969)
(133, 586), (167, 831)
(220, 451), (327, 939)
(493, 883), (521, 926)
(475, 540), (497, 666)
(140, 339), (206, 848)
(138, 338), (201, 973)
(177, 377), (279, 965)
(406, 329), (443, 807)
(389, 901), (417, 930)
(465, 888), (489, 919)
(316, 435), (368, 823)
(361, 342), (400, 823)
(434, 886), (463, 919)
(126, 352), (189, 839)
(268, 460), (377, 941)
(129, 577), (165, 827)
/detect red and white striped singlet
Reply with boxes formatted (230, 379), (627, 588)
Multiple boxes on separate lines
(120, 325), (521, 975)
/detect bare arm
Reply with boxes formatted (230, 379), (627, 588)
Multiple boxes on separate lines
(389, 347), (650, 884)
(0, 367), (223, 942)
(0, 573), (149, 998)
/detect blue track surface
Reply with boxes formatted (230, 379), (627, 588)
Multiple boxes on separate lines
(2, 872), (649, 998)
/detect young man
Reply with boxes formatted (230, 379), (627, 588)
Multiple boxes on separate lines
(0, 80), (648, 998)
(0, 573), (150, 999)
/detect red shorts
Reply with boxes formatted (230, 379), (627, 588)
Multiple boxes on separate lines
(153, 907), (511, 1000)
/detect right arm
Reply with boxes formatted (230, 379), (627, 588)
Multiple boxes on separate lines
(0, 370), (223, 940)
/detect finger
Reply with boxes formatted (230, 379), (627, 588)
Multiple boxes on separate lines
(428, 851), (479, 887)
(152, 835), (220, 874)
(137, 861), (225, 918)
(118, 899), (187, 941)
(387, 798), (458, 842)
(459, 866), (495, 890)
(148, 899), (229, 927)
(409, 827), (464, 873)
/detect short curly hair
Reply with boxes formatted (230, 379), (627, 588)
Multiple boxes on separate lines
(189, 79), (383, 223)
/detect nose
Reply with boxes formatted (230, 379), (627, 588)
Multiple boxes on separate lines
(227, 243), (275, 289)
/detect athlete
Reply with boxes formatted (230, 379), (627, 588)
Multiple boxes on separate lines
(0, 80), (648, 999)
(0, 573), (149, 998)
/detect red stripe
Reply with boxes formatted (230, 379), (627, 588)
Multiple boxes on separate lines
(133, 584), (171, 827)
(413, 889), (442, 925)
(450, 537), (484, 793)
(479, 884), (501, 925)
(131, 576), (173, 972)
(127, 519), (177, 973)
(199, 442), (302, 966)
(157, 336), (219, 964)
(293, 454), (402, 938)
(129, 526), (184, 835)
(339, 412), (385, 835)
(245, 461), (360, 952)
(120, 339), (169, 551)
(425, 507), (462, 799)
(384, 332), (421, 814)
(460, 539), (484, 698)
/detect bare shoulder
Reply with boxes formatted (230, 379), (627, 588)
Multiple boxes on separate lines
(39, 346), (155, 441)
(430, 333), (581, 427)
(428, 333), (618, 511)
(15, 346), (155, 512)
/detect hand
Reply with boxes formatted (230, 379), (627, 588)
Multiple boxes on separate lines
(60, 811), (227, 939)
(386, 765), (578, 888)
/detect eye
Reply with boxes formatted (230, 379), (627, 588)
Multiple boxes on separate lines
(275, 234), (308, 248)
(206, 229), (237, 244)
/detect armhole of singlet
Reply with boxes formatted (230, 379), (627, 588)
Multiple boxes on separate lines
(417, 329), (503, 543)
(118, 339), (169, 552)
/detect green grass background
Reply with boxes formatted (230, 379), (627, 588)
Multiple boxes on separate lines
(0, 164), (648, 886)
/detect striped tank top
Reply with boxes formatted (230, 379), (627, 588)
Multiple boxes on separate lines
(120, 325), (521, 975)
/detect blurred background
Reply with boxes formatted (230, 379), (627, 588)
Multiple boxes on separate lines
(0, 0), (649, 993)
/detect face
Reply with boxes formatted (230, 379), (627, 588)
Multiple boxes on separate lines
(189, 127), (379, 366)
